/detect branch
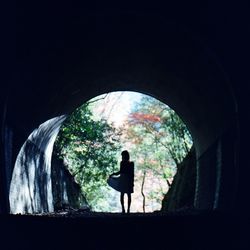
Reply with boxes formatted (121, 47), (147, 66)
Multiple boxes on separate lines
(85, 94), (109, 106)
(167, 180), (171, 188)
(142, 124), (179, 165)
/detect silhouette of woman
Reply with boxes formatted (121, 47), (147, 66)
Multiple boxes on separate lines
(108, 150), (134, 213)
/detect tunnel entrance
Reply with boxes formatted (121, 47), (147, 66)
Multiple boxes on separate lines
(8, 16), (239, 214)
(50, 91), (194, 213)
(10, 91), (195, 214)
(1, 6), (246, 249)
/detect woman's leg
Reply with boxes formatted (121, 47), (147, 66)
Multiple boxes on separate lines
(127, 193), (131, 213)
(120, 193), (125, 213)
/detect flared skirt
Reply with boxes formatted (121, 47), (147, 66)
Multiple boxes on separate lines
(107, 174), (133, 193)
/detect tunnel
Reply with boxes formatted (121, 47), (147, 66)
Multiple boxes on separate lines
(1, 4), (249, 250)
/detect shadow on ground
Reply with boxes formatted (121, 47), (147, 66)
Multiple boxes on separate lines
(0, 210), (242, 250)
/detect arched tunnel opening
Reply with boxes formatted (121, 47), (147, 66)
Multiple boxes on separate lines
(10, 91), (195, 214)
(6, 21), (239, 216)
(1, 5), (247, 249)
(9, 69), (238, 215)
(3, 10), (239, 216)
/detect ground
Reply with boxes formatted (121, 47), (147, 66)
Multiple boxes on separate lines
(0, 209), (242, 250)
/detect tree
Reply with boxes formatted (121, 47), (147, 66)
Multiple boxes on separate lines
(54, 103), (122, 211)
(124, 95), (192, 211)
(53, 93), (193, 212)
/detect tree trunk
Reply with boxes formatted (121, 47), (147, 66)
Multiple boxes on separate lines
(141, 171), (146, 213)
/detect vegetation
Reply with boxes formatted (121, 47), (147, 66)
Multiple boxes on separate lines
(53, 92), (193, 212)
(123, 95), (192, 211)
(54, 103), (122, 211)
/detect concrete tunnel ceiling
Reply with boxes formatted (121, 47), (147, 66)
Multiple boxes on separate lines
(10, 11), (237, 158)
(41, 15), (237, 158)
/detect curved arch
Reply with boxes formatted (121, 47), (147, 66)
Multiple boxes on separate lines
(8, 12), (239, 213)
(9, 116), (66, 214)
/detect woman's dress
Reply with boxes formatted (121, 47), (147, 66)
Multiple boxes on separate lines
(107, 161), (134, 193)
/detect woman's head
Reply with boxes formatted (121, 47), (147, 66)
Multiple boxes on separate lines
(121, 150), (130, 161)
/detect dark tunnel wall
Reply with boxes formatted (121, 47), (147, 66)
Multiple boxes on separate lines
(9, 116), (66, 214)
(2, 5), (249, 214)
(10, 12), (237, 157)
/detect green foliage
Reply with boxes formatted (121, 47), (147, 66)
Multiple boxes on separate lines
(53, 93), (193, 212)
(126, 95), (192, 166)
(54, 104), (122, 210)
(124, 95), (193, 210)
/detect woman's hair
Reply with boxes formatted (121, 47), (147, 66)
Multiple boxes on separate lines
(121, 150), (130, 161)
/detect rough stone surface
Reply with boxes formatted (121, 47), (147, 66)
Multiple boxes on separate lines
(51, 156), (88, 211)
(162, 147), (196, 211)
(9, 116), (66, 214)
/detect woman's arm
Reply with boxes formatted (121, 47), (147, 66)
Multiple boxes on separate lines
(110, 162), (122, 177)
(110, 171), (120, 177)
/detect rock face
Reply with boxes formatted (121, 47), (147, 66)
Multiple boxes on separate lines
(162, 147), (196, 211)
(9, 116), (66, 214)
(9, 115), (87, 214)
(51, 156), (87, 211)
